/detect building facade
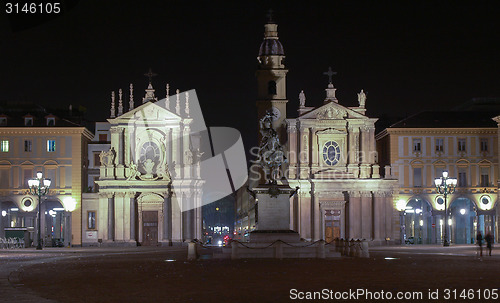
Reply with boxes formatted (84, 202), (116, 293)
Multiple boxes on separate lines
(377, 111), (498, 244)
(82, 82), (205, 246)
(238, 18), (399, 244)
(0, 103), (92, 246)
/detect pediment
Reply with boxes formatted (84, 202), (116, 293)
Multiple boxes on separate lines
(299, 101), (368, 120)
(108, 100), (181, 123)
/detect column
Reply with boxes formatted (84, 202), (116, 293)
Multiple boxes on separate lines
(299, 191), (312, 240)
(385, 194), (395, 241)
(360, 126), (370, 178)
(373, 191), (385, 242)
(107, 194), (115, 241)
(98, 193), (108, 241)
(194, 189), (202, 240)
(348, 191), (361, 239)
(124, 128), (131, 166)
(361, 191), (372, 240)
(183, 124), (191, 179)
(313, 194), (320, 241)
(299, 126), (309, 179)
(163, 193), (171, 244)
(183, 192), (194, 241)
(369, 127), (376, 164)
(311, 127), (318, 169)
(171, 192), (182, 243)
(172, 128), (181, 178)
(114, 193), (126, 241)
(129, 193), (136, 242)
(287, 124), (297, 179)
(348, 126), (360, 178)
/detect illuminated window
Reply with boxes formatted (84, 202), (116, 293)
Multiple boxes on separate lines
(24, 140), (32, 152)
(458, 168), (467, 187)
(412, 138), (421, 152)
(480, 167), (489, 187)
(88, 211), (96, 230)
(480, 138), (488, 152)
(47, 139), (56, 152)
(413, 167), (422, 187)
(435, 138), (444, 152)
(322, 141), (341, 166)
(458, 138), (466, 152)
(25, 117), (33, 126)
(0, 140), (8, 152)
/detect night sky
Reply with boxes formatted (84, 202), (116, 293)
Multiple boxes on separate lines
(2, 1), (500, 150)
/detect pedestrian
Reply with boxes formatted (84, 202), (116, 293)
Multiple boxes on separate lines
(485, 232), (493, 256)
(476, 231), (483, 257)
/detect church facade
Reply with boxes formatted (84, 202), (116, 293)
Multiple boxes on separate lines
(248, 18), (399, 244)
(83, 81), (204, 246)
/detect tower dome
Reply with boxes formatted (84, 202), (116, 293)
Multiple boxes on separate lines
(258, 22), (284, 56)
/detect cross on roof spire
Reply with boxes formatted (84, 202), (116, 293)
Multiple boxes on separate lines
(144, 68), (158, 84)
(323, 66), (337, 84)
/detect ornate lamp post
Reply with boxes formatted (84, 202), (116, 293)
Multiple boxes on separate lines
(434, 171), (457, 246)
(28, 171), (51, 250)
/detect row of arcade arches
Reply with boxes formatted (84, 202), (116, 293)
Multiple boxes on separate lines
(400, 196), (496, 245)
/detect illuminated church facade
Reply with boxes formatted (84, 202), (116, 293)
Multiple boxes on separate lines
(238, 18), (399, 244)
(82, 81), (204, 246)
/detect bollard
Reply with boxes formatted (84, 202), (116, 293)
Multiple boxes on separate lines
(187, 242), (197, 260)
(317, 241), (326, 259)
(355, 240), (362, 257)
(349, 239), (355, 257)
(361, 240), (370, 258)
(343, 239), (348, 256)
(334, 238), (340, 253)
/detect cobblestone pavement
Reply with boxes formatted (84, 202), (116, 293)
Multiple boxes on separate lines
(1, 245), (498, 303)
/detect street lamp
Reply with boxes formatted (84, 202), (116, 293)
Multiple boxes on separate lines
(434, 171), (457, 246)
(28, 171), (51, 250)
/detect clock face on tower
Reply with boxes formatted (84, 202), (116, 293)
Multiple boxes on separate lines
(323, 141), (341, 166)
(270, 107), (281, 120)
(139, 141), (161, 165)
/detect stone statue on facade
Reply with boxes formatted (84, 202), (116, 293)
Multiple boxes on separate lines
(358, 89), (366, 108)
(299, 90), (306, 108)
(99, 147), (116, 167)
(156, 163), (171, 182)
(127, 161), (141, 180)
(258, 111), (287, 183)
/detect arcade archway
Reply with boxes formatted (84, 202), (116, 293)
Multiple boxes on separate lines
(449, 198), (476, 244)
(403, 197), (433, 244)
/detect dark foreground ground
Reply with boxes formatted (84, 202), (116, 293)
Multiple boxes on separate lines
(3, 245), (499, 303)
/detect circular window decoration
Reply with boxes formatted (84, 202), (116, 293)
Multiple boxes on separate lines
(23, 199), (32, 207)
(323, 141), (341, 166)
(436, 197), (444, 205)
(481, 195), (491, 205)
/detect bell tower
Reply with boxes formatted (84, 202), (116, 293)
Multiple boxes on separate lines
(256, 13), (288, 139)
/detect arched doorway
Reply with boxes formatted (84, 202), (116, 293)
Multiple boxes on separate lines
(449, 198), (476, 244)
(403, 198), (433, 244)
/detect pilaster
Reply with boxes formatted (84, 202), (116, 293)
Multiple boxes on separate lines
(360, 191), (372, 240)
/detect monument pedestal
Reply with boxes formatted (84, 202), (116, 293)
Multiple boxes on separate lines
(231, 182), (340, 259)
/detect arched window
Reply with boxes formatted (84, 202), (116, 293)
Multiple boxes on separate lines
(268, 81), (277, 95)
